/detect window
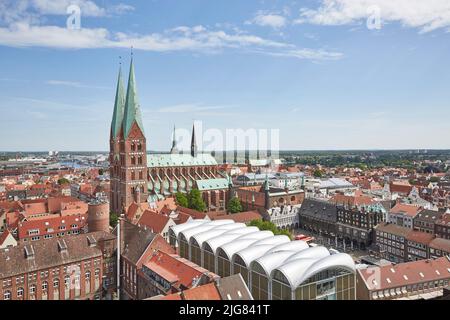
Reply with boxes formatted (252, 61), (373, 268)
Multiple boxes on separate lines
(29, 284), (36, 294)
(42, 281), (48, 291)
(17, 287), (24, 298)
(53, 279), (59, 289)
(4, 290), (11, 300)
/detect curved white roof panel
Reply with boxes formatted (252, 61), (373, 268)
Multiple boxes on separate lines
(218, 238), (267, 260)
(178, 220), (235, 242)
(238, 230), (274, 241)
(284, 246), (330, 264)
(169, 219), (208, 238)
(203, 227), (258, 254)
(189, 229), (228, 247)
(251, 251), (300, 276)
(267, 240), (309, 254)
(232, 244), (278, 268)
(251, 235), (290, 247)
(297, 253), (355, 286)
(274, 253), (355, 289)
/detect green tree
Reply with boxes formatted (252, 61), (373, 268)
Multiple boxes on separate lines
(313, 169), (323, 178)
(175, 192), (189, 208)
(57, 178), (70, 185)
(110, 212), (119, 228)
(227, 197), (243, 213)
(248, 219), (292, 239)
(188, 188), (206, 212)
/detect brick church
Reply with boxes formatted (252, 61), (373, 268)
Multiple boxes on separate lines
(109, 58), (230, 215)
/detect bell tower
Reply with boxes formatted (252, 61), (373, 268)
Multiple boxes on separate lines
(109, 57), (149, 215)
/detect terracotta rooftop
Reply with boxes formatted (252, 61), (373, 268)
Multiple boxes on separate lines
(358, 256), (450, 291)
(390, 203), (423, 217)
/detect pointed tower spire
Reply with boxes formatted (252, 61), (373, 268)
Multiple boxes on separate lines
(170, 125), (178, 154)
(123, 56), (145, 138)
(110, 65), (125, 138)
(191, 123), (198, 157)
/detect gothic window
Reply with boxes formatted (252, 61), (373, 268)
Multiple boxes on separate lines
(139, 171), (143, 180)
(131, 187), (135, 194)
(131, 156), (136, 165)
(138, 156), (143, 165)
(131, 171), (135, 180)
(131, 143), (136, 151)
(137, 143), (142, 151)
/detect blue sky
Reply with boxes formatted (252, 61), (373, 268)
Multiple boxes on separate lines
(1, 0), (450, 151)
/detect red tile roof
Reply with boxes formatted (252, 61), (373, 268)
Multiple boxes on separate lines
(181, 282), (221, 300)
(138, 210), (171, 234)
(358, 256), (450, 291)
(144, 251), (215, 290)
(390, 203), (422, 217)
(210, 211), (262, 224)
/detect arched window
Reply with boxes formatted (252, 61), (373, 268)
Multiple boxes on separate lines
(53, 279), (59, 290)
(139, 171), (143, 180)
(4, 290), (11, 300)
(42, 281), (48, 291)
(131, 171), (135, 180)
(137, 142), (142, 151)
(17, 287), (24, 298)
(29, 284), (36, 295)
(131, 156), (136, 165)
(64, 275), (70, 289)
(131, 143), (136, 151)
(138, 156), (143, 165)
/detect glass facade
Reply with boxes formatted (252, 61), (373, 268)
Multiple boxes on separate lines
(203, 245), (216, 272)
(251, 263), (269, 300)
(190, 242), (202, 266)
(233, 256), (249, 285)
(217, 249), (231, 277)
(179, 237), (189, 259)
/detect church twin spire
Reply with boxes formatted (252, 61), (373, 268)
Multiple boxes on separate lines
(110, 57), (145, 139)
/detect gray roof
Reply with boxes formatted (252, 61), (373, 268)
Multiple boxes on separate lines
(414, 210), (443, 223)
(216, 274), (253, 300)
(121, 220), (157, 264)
(298, 198), (338, 222)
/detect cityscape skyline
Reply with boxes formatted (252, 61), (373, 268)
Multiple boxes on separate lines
(1, 0), (450, 151)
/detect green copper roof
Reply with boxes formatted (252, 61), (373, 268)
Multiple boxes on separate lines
(110, 67), (125, 138)
(147, 153), (218, 168)
(123, 58), (145, 138)
(196, 178), (229, 191)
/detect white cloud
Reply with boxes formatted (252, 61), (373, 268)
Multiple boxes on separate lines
(295, 0), (450, 33)
(264, 48), (343, 60)
(249, 13), (287, 29)
(156, 104), (237, 116)
(46, 80), (111, 89)
(0, 22), (343, 61)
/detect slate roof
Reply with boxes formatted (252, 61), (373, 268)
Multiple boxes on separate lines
(215, 273), (253, 300)
(298, 198), (338, 222)
(120, 220), (157, 264)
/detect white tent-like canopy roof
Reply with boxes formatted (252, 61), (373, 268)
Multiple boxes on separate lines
(203, 227), (259, 254)
(190, 223), (247, 247)
(273, 253), (356, 289)
(267, 240), (309, 254)
(251, 251), (302, 277)
(232, 244), (280, 268)
(217, 231), (274, 260)
(178, 220), (234, 243)
(284, 246), (330, 264)
(169, 219), (208, 239)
